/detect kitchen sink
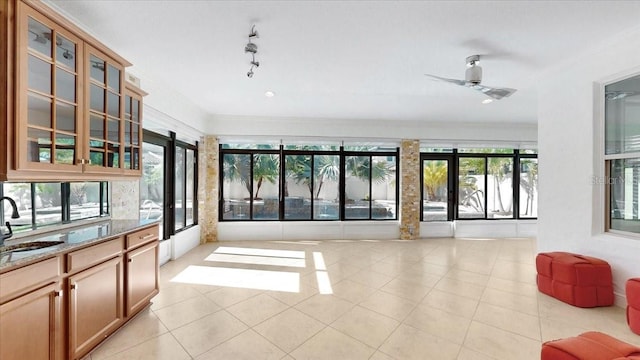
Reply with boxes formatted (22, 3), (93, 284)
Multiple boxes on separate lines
(0, 241), (65, 254)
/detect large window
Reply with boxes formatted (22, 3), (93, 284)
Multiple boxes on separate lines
(421, 148), (536, 221)
(1, 181), (108, 234)
(175, 141), (197, 230)
(140, 139), (166, 238)
(605, 73), (640, 234)
(519, 157), (538, 218)
(458, 157), (487, 219)
(220, 144), (398, 221)
(140, 130), (198, 239)
(344, 154), (396, 220)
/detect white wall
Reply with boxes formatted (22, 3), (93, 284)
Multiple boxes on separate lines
(420, 220), (537, 239)
(209, 115), (537, 144)
(218, 221), (399, 241)
(159, 225), (202, 265)
(538, 25), (640, 305)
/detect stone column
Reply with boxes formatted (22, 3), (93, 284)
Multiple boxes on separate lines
(198, 135), (219, 243)
(400, 139), (420, 239)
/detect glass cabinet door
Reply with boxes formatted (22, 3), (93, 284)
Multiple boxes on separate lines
(123, 85), (146, 175)
(12, 2), (144, 179)
(18, 6), (84, 172)
(85, 45), (124, 173)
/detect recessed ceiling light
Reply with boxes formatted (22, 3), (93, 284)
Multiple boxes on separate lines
(265, 90), (275, 97)
(482, 99), (493, 104)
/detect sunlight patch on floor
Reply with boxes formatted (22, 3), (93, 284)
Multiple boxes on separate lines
(312, 251), (327, 271)
(205, 253), (306, 268)
(313, 251), (333, 294)
(271, 241), (321, 246)
(315, 271), (333, 295)
(214, 246), (305, 259)
(170, 265), (300, 292)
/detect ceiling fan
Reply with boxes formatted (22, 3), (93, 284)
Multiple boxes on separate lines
(425, 55), (517, 100)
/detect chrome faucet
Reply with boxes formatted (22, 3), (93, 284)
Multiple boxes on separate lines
(0, 196), (20, 246)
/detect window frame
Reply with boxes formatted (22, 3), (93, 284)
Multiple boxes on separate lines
(420, 148), (537, 221)
(600, 71), (640, 237)
(219, 144), (399, 222)
(0, 181), (109, 234)
(140, 130), (198, 240)
(174, 138), (198, 233)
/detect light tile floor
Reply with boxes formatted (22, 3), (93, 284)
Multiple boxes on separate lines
(86, 237), (640, 360)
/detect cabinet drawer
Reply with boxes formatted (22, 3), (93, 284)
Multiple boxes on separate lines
(0, 257), (61, 303)
(125, 225), (158, 250)
(67, 237), (123, 273)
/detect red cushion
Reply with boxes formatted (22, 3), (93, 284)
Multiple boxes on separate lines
(627, 279), (640, 309)
(628, 278), (640, 335)
(542, 332), (640, 360)
(536, 252), (614, 307)
(552, 255), (612, 286)
(629, 306), (640, 335)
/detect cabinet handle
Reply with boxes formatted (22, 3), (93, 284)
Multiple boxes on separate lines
(54, 290), (62, 297)
(70, 284), (77, 290)
(128, 258), (133, 263)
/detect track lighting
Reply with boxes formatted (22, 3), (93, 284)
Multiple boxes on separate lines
(245, 25), (260, 78)
(62, 49), (73, 60)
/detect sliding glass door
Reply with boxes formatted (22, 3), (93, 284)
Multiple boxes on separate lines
(140, 132), (170, 239)
(421, 155), (455, 221)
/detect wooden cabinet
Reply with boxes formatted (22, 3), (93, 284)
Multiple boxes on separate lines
(15, 3), (84, 175)
(125, 223), (159, 316)
(0, 257), (63, 360)
(126, 241), (159, 316)
(0, 282), (63, 360)
(66, 236), (124, 359)
(83, 44), (125, 176)
(0, 224), (159, 360)
(68, 256), (124, 359)
(122, 83), (147, 176)
(1, 0), (144, 181)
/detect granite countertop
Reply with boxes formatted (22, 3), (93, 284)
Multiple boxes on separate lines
(0, 219), (160, 271)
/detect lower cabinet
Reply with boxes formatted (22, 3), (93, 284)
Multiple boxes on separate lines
(0, 224), (159, 360)
(0, 282), (63, 360)
(126, 241), (159, 316)
(68, 256), (124, 359)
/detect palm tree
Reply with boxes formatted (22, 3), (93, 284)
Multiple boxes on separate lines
(458, 157), (485, 213)
(313, 155), (340, 199)
(284, 154), (340, 200)
(423, 161), (447, 201)
(223, 153), (251, 198)
(284, 154), (311, 198)
(345, 156), (393, 183)
(253, 154), (279, 199)
(487, 157), (513, 213)
(519, 159), (538, 215)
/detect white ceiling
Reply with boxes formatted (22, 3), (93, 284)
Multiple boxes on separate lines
(49, 0), (640, 125)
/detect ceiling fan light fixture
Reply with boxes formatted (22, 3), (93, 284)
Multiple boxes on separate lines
(466, 54), (480, 67)
(465, 65), (482, 85)
(424, 54), (517, 100)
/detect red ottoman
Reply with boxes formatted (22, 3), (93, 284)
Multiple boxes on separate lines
(536, 252), (614, 307)
(628, 278), (640, 335)
(541, 331), (640, 360)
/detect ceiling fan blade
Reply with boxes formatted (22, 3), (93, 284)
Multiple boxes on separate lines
(424, 74), (467, 86)
(470, 84), (517, 100)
